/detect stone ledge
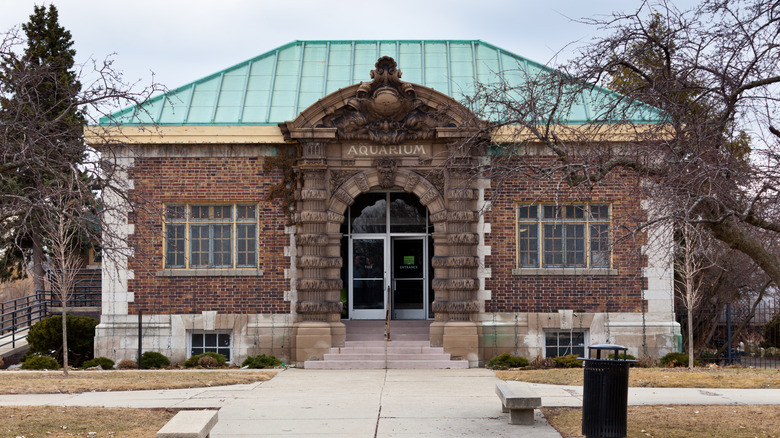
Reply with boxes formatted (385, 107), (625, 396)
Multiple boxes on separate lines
(157, 409), (218, 438)
(512, 267), (618, 276)
(156, 269), (264, 277)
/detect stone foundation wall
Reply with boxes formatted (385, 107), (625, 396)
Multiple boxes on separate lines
(476, 312), (680, 364)
(94, 312), (295, 365)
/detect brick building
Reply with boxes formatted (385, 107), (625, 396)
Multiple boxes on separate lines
(88, 40), (680, 367)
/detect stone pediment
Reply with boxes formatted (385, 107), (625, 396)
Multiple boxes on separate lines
(280, 57), (479, 144)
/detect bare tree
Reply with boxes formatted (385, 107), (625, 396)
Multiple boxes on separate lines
(455, 0), (780, 293)
(1, 8), (163, 294)
(41, 189), (82, 376)
(674, 224), (712, 368)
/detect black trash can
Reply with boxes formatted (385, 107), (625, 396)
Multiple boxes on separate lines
(581, 344), (636, 438)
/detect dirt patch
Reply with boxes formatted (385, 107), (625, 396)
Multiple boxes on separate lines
(1, 406), (175, 437)
(497, 367), (780, 388)
(543, 405), (780, 438)
(0, 369), (276, 394)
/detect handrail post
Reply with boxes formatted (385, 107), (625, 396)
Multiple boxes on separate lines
(385, 285), (391, 341)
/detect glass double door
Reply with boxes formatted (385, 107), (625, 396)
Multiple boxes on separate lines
(350, 236), (427, 320)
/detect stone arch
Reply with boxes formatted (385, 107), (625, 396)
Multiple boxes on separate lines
(326, 169), (446, 221)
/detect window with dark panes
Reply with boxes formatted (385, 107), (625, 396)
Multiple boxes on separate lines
(190, 332), (231, 361)
(545, 330), (586, 358)
(516, 204), (611, 269)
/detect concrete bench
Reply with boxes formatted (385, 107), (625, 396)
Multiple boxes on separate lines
(495, 382), (541, 425)
(157, 410), (218, 438)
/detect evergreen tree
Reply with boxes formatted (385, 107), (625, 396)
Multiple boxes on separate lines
(0, 5), (89, 290)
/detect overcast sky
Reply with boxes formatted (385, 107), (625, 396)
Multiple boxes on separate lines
(1, 0), (698, 104)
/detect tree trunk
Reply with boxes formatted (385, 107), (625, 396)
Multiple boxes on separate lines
(708, 219), (780, 292)
(61, 307), (69, 377)
(688, 301), (694, 370)
(32, 233), (45, 292)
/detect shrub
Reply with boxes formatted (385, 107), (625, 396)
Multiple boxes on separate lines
(117, 359), (138, 370)
(486, 353), (529, 370)
(553, 354), (583, 368)
(242, 354), (281, 369)
(637, 356), (658, 368)
(659, 352), (699, 367)
(183, 352), (228, 368)
(0, 356), (4, 369)
(528, 356), (556, 369)
(762, 314), (780, 349)
(81, 357), (115, 370)
(198, 356), (219, 368)
(607, 353), (639, 367)
(140, 351), (170, 369)
(26, 314), (98, 368)
(21, 355), (60, 370)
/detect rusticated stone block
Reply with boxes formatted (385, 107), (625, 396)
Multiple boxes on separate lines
(420, 188), (440, 206)
(299, 211), (329, 223)
(297, 256), (343, 268)
(300, 189), (327, 200)
(355, 172), (370, 193)
(296, 278), (343, 291)
(448, 210), (478, 222)
(447, 188), (478, 200)
(403, 174), (419, 193)
(327, 210), (345, 223)
(444, 300), (480, 313)
(296, 301), (343, 314)
(333, 188), (354, 206)
(447, 233), (479, 244)
(429, 210), (448, 223)
(296, 234), (329, 246)
(432, 278), (479, 291)
(432, 256), (479, 268)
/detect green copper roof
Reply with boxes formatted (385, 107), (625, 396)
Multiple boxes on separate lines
(101, 40), (660, 126)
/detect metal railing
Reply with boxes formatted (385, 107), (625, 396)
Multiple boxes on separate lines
(1, 287), (102, 351)
(0, 293), (48, 350)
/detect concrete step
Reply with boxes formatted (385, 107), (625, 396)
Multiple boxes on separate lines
(329, 346), (445, 354)
(344, 340), (432, 348)
(323, 352), (452, 361)
(304, 339), (468, 369)
(304, 359), (469, 370)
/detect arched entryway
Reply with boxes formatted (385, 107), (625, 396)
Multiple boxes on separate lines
(341, 191), (433, 320)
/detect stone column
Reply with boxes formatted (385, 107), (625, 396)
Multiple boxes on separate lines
(432, 164), (481, 366)
(293, 142), (344, 363)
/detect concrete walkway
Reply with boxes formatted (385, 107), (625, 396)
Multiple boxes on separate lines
(0, 368), (562, 437)
(2, 369), (780, 437)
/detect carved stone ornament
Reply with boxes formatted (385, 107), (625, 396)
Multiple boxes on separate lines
(376, 158), (397, 189)
(320, 57), (453, 144)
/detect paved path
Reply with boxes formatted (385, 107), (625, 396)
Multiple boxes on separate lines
(0, 369), (562, 438)
(2, 369), (780, 437)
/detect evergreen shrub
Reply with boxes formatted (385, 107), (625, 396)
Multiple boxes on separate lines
(81, 357), (115, 370)
(486, 353), (529, 370)
(140, 351), (170, 369)
(183, 352), (227, 368)
(21, 355), (59, 370)
(242, 354), (281, 369)
(553, 354), (583, 368)
(26, 314), (98, 367)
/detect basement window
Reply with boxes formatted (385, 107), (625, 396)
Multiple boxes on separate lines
(190, 332), (232, 361)
(545, 330), (587, 358)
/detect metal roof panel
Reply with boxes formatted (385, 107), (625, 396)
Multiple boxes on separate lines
(98, 40), (662, 126)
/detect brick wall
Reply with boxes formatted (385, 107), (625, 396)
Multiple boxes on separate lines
(126, 155), (291, 315)
(485, 156), (648, 314)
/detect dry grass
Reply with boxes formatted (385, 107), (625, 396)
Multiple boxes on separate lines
(1, 406), (175, 438)
(0, 369), (276, 394)
(497, 367), (780, 388)
(543, 405), (780, 438)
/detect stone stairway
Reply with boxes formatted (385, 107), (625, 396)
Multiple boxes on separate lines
(303, 320), (469, 370)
